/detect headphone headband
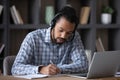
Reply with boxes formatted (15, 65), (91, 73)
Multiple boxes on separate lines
(50, 12), (62, 28)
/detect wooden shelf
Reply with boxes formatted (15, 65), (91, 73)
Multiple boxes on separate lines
(9, 24), (49, 29)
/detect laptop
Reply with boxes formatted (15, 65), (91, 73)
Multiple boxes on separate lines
(68, 50), (120, 79)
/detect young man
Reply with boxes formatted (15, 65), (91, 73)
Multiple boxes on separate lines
(11, 6), (88, 75)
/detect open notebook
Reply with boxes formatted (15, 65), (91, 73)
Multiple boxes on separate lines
(14, 74), (48, 79)
(68, 50), (120, 79)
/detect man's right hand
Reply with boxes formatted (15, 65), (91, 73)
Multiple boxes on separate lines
(39, 64), (60, 75)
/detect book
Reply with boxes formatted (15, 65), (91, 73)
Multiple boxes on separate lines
(10, 6), (18, 24)
(10, 5), (23, 24)
(79, 6), (90, 24)
(16, 9), (24, 24)
(0, 5), (3, 16)
(96, 37), (105, 52)
(0, 44), (5, 55)
(14, 74), (48, 79)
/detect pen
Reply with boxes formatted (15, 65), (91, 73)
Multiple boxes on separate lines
(50, 60), (60, 73)
(50, 60), (54, 64)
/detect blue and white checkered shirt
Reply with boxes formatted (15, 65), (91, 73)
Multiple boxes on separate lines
(11, 27), (88, 75)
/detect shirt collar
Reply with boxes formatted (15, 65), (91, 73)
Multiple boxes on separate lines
(44, 27), (52, 43)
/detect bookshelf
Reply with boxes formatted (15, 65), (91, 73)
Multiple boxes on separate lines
(0, 0), (120, 73)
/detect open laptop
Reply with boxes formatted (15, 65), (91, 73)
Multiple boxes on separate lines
(68, 50), (120, 79)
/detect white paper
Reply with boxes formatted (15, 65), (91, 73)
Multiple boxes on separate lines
(14, 74), (48, 79)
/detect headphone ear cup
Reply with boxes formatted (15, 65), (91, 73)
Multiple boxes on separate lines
(67, 33), (75, 41)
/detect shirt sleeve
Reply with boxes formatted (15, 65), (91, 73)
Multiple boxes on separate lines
(11, 32), (39, 75)
(58, 32), (89, 74)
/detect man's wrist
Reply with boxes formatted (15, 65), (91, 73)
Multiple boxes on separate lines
(38, 65), (44, 73)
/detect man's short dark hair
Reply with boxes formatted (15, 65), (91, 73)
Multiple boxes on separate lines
(50, 5), (79, 30)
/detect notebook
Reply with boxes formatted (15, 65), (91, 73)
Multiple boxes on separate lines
(14, 74), (48, 79)
(68, 50), (120, 79)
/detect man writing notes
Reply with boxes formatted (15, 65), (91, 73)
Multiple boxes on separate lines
(12, 6), (88, 75)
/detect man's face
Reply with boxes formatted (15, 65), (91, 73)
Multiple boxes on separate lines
(52, 17), (75, 44)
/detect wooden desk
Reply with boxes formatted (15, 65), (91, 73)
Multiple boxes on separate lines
(0, 75), (120, 80)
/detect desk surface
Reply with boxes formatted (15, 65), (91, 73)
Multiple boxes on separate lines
(0, 75), (120, 80)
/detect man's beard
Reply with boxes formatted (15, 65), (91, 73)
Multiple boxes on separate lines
(51, 28), (66, 44)
(54, 37), (66, 44)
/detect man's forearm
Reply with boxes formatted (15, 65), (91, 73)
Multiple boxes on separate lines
(12, 63), (39, 75)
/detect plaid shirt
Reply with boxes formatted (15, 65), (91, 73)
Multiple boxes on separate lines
(11, 27), (88, 75)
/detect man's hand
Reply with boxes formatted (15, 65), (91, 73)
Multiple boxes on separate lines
(39, 64), (60, 75)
